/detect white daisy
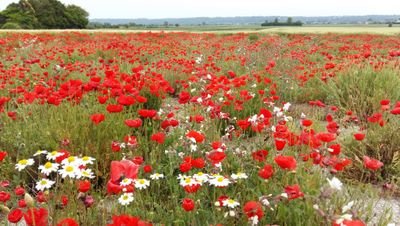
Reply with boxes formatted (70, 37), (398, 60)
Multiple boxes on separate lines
(193, 172), (209, 183)
(150, 173), (164, 180)
(38, 162), (59, 176)
(15, 158), (35, 171)
(58, 164), (78, 178)
(179, 177), (201, 187)
(134, 179), (150, 190)
(35, 178), (55, 191)
(46, 151), (64, 161)
(231, 172), (248, 180)
(222, 199), (240, 208)
(118, 192), (134, 206)
(77, 168), (95, 179)
(33, 150), (48, 157)
(80, 156), (95, 165)
(61, 156), (81, 166)
(120, 178), (133, 186)
(208, 175), (231, 187)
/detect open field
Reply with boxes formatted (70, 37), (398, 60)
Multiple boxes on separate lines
(0, 31), (400, 225)
(1, 24), (400, 34)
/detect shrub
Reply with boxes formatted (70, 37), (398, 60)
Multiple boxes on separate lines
(1, 22), (21, 29)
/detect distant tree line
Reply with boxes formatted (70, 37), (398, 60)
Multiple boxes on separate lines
(0, 0), (89, 29)
(87, 22), (180, 29)
(261, 17), (303, 26)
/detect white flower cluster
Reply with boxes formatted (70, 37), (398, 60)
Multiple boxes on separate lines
(16, 150), (96, 192)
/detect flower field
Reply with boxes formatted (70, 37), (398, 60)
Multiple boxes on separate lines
(0, 32), (400, 225)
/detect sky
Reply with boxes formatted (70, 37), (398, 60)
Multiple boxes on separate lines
(1, 0), (400, 19)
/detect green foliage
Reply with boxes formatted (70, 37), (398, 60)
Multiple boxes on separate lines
(322, 66), (400, 118)
(342, 115), (400, 184)
(1, 22), (22, 29)
(65, 5), (89, 29)
(0, 0), (89, 29)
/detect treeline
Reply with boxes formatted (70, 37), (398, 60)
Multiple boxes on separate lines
(261, 17), (303, 26)
(0, 0), (89, 29)
(87, 22), (180, 29)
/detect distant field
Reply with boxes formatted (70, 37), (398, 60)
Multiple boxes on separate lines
(0, 24), (400, 34)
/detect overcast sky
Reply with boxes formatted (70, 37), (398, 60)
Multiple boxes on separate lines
(1, 0), (399, 19)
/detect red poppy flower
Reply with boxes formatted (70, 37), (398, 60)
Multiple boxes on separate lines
(367, 113), (382, 123)
(124, 119), (142, 128)
(332, 219), (366, 226)
(184, 184), (201, 193)
(274, 155), (297, 171)
(0, 151), (7, 162)
(143, 165), (152, 173)
(132, 156), (144, 165)
(326, 121), (339, 133)
(179, 161), (192, 173)
(138, 109), (157, 118)
(301, 119), (313, 127)
(136, 96), (147, 103)
(363, 156), (383, 171)
(0, 191), (11, 203)
(243, 201), (264, 219)
(61, 195), (68, 207)
(14, 186), (25, 196)
(107, 160), (139, 194)
(252, 149), (268, 162)
(117, 95), (136, 106)
(182, 198), (195, 211)
(316, 132), (336, 143)
(190, 115), (205, 123)
(186, 130), (205, 143)
(354, 133), (365, 141)
(8, 208), (23, 223)
(284, 184), (304, 200)
(178, 91), (190, 104)
(192, 158), (205, 168)
(106, 104), (124, 113)
(18, 199), (27, 208)
(207, 151), (226, 165)
(107, 214), (151, 226)
(78, 180), (91, 193)
(151, 132), (166, 144)
(97, 96), (108, 104)
(57, 218), (79, 226)
(24, 207), (48, 226)
(390, 107), (400, 115)
(258, 164), (274, 179)
(55, 150), (70, 163)
(275, 139), (286, 151)
(90, 113), (105, 125)
(328, 144), (341, 155)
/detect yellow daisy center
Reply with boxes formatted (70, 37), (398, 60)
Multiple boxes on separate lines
(18, 159), (28, 165)
(217, 177), (224, 182)
(65, 166), (74, 172)
(44, 162), (53, 169)
(40, 180), (47, 185)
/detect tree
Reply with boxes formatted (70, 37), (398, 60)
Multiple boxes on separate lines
(0, 2), (39, 29)
(0, 0), (89, 29)
(65, 5), (89, 28)
(287, 17), (293, 24)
